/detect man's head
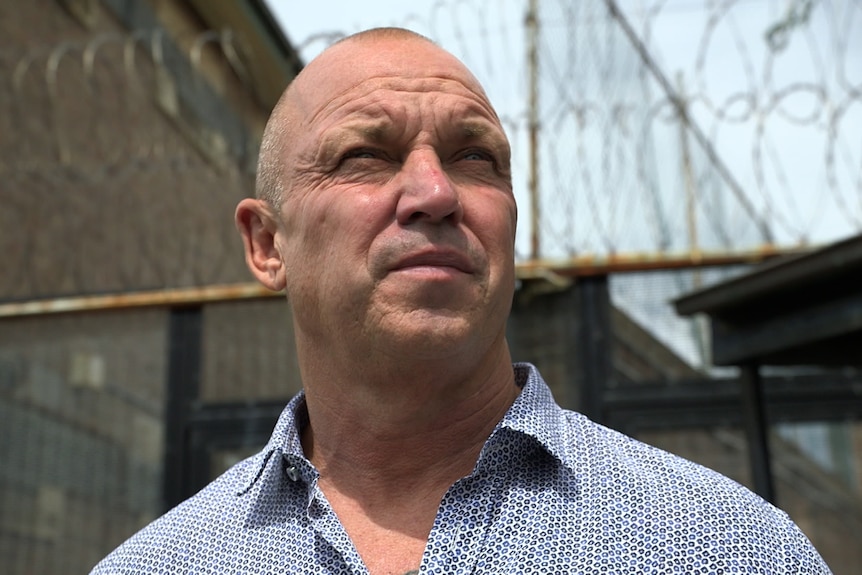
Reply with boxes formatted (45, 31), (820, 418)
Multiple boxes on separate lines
(236, 28), (517, 366)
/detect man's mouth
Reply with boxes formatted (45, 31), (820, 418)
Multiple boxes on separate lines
(391, 248), (475, 275)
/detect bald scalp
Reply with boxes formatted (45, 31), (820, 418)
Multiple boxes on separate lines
(255, 28), (437, 208)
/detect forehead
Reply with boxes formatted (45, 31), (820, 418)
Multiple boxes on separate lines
(290, 36), (500, 130)
(316, 78), (501, 135)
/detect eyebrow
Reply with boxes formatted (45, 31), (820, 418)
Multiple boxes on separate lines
(317, 116), (508, 161)
(460, 121), (490, 139)
(352, 122), (390, 142)
(315, 122), (390, 162)
(456, 120), (510, 161)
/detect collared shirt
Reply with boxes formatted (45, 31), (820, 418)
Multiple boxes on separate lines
(91, 363), (831, 574)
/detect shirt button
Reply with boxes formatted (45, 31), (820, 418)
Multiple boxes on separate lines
(285, 465), (301, 482)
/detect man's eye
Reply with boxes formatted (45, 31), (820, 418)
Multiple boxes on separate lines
(342, 149), (379, 161)
(460, 149), (494, 162)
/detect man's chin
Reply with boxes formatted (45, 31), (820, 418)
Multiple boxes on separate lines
(375, 279), (483, 313)
(373, 311), (479, 356)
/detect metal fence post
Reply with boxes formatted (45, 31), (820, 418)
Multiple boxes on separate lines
(162, 306), (203, 511)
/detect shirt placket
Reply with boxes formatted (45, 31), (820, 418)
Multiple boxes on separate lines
(305, 481), (371, 575)
(420, 448), (507, 575)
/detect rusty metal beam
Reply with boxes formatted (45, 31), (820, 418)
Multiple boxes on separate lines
(0, 283), (280, 318)
(0, 245), (811, 319)
(517, 244), (810, 278)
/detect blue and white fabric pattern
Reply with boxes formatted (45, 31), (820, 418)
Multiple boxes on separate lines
(91, 363), (831, 574)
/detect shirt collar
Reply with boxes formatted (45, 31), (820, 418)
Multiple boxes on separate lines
(236, 391), (310, 495)
(236, 362), (577, 495)
(493, 362), (580, 474)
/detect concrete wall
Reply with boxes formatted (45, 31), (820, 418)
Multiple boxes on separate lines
(0, 309), (168, 573)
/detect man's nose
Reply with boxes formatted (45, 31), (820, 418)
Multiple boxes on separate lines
(395, 150), (463, 226)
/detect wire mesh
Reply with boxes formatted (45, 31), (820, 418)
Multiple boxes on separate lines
(0, 309), (167, 574)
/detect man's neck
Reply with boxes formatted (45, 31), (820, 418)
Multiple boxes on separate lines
(299, 342), (518, 503)
(296, 338), (518, 574)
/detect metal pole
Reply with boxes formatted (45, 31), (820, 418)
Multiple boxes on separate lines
(0, 246), (812, 320)
(526, 0), (541, 260)
(575, 275), (613, 423)
(162, 306), (203, 511)
(676, 73), (711, 364)
(676, 73), (701, 284)
(740, 363), (776, 503)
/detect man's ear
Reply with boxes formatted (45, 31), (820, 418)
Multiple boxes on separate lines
(235, 198), (287, 292)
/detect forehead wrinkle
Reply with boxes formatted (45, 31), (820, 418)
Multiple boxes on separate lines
(299, 76), (509, 164)
(304, 73), (498, 130)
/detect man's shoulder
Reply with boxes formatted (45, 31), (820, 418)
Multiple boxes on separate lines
(90, 394), (308, 573)
(541, 409), (830, 569)
(517, 365), (758, 507)
(89, 453), (265, 574)
(513, 364), (789, 523)
(557, 408), (808, 535)
(561, 407), (759, 501)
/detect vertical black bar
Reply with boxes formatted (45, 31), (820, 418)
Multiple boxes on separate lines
(740, 363), (775, 503)
(576, 275), (613, 423)
(162, 306), (202, 512)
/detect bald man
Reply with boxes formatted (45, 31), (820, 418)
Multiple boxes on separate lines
(91, 28), (830, 575)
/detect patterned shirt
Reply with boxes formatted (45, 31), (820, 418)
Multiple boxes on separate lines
(91, 363), (831, 574)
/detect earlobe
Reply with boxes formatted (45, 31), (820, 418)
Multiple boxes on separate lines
(235, 198), (287, 291)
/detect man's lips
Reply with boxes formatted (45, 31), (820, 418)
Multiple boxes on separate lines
(390, 249), (475, 274)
